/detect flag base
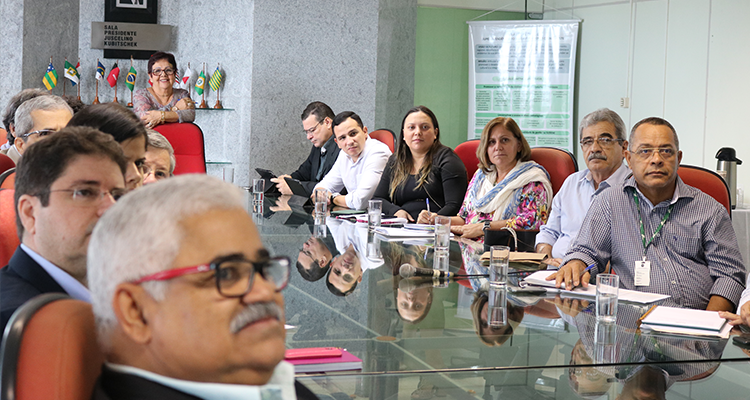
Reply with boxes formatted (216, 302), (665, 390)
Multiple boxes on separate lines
(213, 100), (223, 109)
(127, 102), (133, 107)
(112, 96), (118, 103)
(92, 97), (100, 104)
(199, 99), (208, 108)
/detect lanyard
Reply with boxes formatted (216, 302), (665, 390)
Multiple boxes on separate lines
(632, 191), (674, 259)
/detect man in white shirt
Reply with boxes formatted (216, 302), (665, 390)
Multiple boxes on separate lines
(87, 175), (317, 400)
(535, 108), (630, 266)
(0, 127), (127, 330)
(314, 111), (391, 210)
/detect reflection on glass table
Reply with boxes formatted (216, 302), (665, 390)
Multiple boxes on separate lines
(298, 359), (750, 399)
(247, 194), (750, 384)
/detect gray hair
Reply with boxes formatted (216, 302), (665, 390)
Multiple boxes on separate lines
(579, 108), (627, 141)
(87, 175), (245, 351)
(3, 88), (46, 133)
(14, 95), (74, 141)
(629, 117), (680, 150)
(146, 129), (176, 175)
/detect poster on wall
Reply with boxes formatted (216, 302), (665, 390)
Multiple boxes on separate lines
(467, 20), (579, 151)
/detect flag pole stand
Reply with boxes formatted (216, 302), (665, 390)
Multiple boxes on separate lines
(63, 79), (67, 96)
(199, 63), (208, 108)
(213, 87), (223, 109)
(77, 82), (81, 101)
(113, 84), (118, 104)
(93, 80), (100, 104)
(127, 56), (134, 107)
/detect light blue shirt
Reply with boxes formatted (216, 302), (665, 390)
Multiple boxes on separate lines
(536, 163), (630, 259)
(20, 244), (91, 303)
(106, 361), (297, 400)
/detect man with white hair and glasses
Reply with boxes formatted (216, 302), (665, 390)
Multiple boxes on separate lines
(535, 108), (630, 266)
(87, 175), (318, 400)
(10, 94), (74, 161)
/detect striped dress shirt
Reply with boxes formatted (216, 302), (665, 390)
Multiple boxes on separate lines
(563, 176), (746, 310)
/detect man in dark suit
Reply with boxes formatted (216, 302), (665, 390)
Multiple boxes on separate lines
(272, 102), (340, 197)
(0, 127), (127, 330)
(87, 175), (317, 399)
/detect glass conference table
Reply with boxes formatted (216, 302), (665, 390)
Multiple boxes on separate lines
(247, 193), (750, 399)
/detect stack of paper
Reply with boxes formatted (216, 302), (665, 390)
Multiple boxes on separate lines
(639, 306), (731, 339)
(374, 227), (436, 239)
(522, 270), (671, 304)
(285, 348), (363, 373)
(480, 251), (547, 264)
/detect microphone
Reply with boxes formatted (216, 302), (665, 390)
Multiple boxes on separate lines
(399, 263), (455, 279)
(398, 278), (447, 292)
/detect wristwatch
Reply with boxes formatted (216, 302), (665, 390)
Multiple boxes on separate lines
(483, 220), (491, 232)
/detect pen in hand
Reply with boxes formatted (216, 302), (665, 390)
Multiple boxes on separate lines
(580, 263), (596, 278)
(563, 263), (596, 290)
(426, 198), (431, 214)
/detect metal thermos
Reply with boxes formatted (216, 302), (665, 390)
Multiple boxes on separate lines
(716, 147), (742, 209)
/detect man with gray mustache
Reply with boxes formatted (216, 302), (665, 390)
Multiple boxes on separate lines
(535, 108), (630, 267)
(87, 175), (318, 399)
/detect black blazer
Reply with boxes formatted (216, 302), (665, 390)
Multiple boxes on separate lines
(91, 365), (320, 400)
(290, 137), (340, 197)
(0, 246), (66, 331)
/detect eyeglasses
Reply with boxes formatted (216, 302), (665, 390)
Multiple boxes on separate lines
(628, 147), (676, 159)
(133, 255), (292, 297)
(19, 129), (56, 140)
(142, 165), (170, 181)
(47, 186), (126, 205)
(303, 120), (323, 136)
(299, 247), (325, 266)
(150, 68), (175, 76)
(580, 137), (623, 148)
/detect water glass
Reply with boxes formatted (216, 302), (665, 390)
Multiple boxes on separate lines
(314, 188), (328, 223)
(434, 216), (451, 256)
(487, 286), (508, 328)
(252, 179), (265, 213)
(489, 245), (510, 288)
(367, 231), (382, 260)
(222, 166), (234, 184)
(432, 251), (449, 273)
(596, 274), (619, 322)
(313, 223), (327, 238)
(368, 199), (382, 231)
(594, 319), (617, 364)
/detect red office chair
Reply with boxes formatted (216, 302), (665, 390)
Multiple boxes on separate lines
(0, 189), (19, 266)
(0, 154), (14, 176)
(530, 147), (578, 196)
(0, 293), (104, 400)
(0, 169), (15, 190)
(454, 140), (481, 180)
(678, 164), (732, 216)
(369, 129), (396, 153)
(0, 128), (7, 148)
(153, 123), (207, 174)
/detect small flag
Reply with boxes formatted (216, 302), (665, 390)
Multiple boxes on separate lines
(180, 66), (193, 90)
(42, 61), (58, 90)
(64, 60), (80, 86)
(173, 70), (181, 89)
(107, 63), (120, 87)
(195, 70), (206, 95)
(96, 61), (106, 80)
(208, 67), (223, 91)
(126, 66), (137, 91)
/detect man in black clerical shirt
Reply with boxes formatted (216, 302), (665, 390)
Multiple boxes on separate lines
(272, 102), (340, 197)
